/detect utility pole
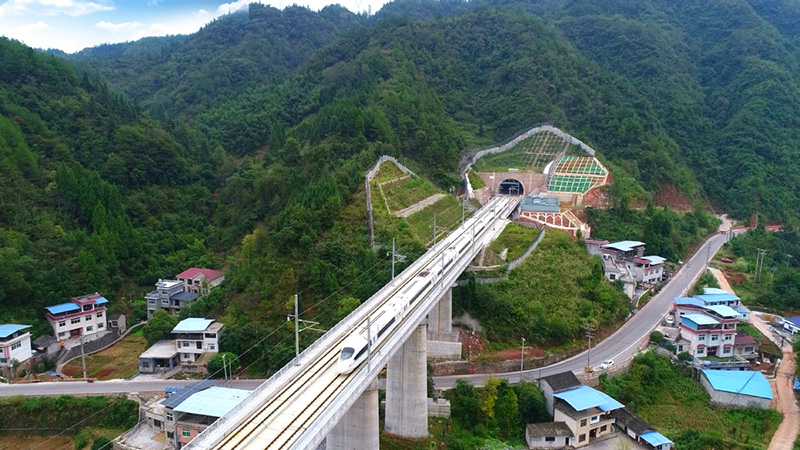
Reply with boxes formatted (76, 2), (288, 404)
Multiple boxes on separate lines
(222, 353), (228, 385)
(294, 293), (300, 365)
(367, 314), (372, 371)
(585, 323), (595, 370)
(392, 238), (396, 279)
(287, 293), (324, 367)
(433, 214), (437, 246)
(80, 334), (87, 380)
(462, 198), (465, 225)
(756, 249), (766, 282)
(520, 337), (526, 374)
(706, 244), (711, 269)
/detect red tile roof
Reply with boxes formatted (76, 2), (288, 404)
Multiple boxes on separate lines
(176, 268), (224, 281)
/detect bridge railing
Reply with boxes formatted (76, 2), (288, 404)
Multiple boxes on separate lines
(186, 199), (511, 449)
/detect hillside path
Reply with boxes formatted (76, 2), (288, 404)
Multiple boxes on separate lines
(395, 193), (445, 218)
(710, 268), (799, 450)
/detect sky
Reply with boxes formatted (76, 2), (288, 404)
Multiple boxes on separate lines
(0, 0), (386, 53)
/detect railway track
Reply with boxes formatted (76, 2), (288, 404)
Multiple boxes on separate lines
(195, 196), (516, 450)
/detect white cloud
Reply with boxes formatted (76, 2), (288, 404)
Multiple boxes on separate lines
(216, 0), (250, 15)
(16, 20), (51, 31)
(134, 9), (213, 39)
(0, 0), (115, 17)
(96, 20), (141, 31)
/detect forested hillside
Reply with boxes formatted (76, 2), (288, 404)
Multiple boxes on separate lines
(5, 0), (800, 372)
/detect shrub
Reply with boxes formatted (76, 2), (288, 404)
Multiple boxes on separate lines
(678, 352), (693, 362)
(91, 436), (112, 450)
(649, 331), (663, 344)
(207, 352), (240, 378)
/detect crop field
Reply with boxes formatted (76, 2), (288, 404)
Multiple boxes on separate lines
(63, 333), (147, 380)
(473, 131), (568, 172)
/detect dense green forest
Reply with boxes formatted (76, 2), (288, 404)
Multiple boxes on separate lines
(4, 0), (800, 373)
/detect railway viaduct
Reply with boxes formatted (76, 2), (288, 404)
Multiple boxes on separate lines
(185, 197), (520, 450)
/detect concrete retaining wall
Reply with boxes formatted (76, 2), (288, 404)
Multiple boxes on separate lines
(506, 228), (546, 273)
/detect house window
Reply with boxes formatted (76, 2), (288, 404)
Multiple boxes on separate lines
(71, 318), (81, 325)
(580, 419), (587, 427)
(711, 335), (719, 341)
(208, 344), (215, 351)
(142, 361), (150, 368)
(148, 300), (156, 305)
(58, 321), (66, 327)
(609, 274), (616, 280)
(745, 346), (754, 352)
(205, 333), (216, 339)
(166, 412), (173, 421)
(698, 335), (706, 341)
(579, 434), (586, 443)
(590, 415), (600, 424)
(167, 431), (174, 439)
(182, 342), (190, 347)
(96, 312), (103, 318)
(600, 425), (607, 432)
(724, 334), (732, 340)
(182, 429), (191, 437)
(11, 341), (21, 350)
(85, 316), (91, 322)
(697, 347), (705, 354)
(723, 347), (731, 354)
(183, 353), (190, 359)
(58, 332), (66, 337)
(86, 326), (93, 332)
(545, 437), (555, 442)
(98, 323), (104, 328)
(0, 358), (7, 364)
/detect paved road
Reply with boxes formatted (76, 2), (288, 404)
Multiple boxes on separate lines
(432, 230), (731, 388)
(0, 378), (265, 397)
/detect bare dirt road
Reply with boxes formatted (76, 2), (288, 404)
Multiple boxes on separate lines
(710, 268), (799, 450)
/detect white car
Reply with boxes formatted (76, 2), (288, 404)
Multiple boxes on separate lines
(599, 359), (614, 370)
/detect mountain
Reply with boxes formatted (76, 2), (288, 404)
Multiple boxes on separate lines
(61, 4), (364, 117)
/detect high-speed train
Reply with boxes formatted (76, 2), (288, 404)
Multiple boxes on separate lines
(337, 203), (500, 374)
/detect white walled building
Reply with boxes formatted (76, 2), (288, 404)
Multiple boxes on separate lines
(176, 268), (225, 296)
(0, 324), (32, 367)
(172, 318), (223, 363)
(44, 293), (108, 341)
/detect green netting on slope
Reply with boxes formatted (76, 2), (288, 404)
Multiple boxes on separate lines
(547, 175), (595, 193)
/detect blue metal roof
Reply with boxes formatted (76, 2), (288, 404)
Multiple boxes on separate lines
(674, 297), (704, 307)
(553, 385), (624, 412)
(733, 306), (749, 313)
(172, 386), (251, 417)
(44, 302), (80, 314)
(94, 297), (108, 305)
(696, 293), (740, 303)
(520, 196), (560, 213)
(702, 370), (773, 399)
(786, 317), (800, 328)
(172, 318), (214, 333)
(640, 431), (673, 446)
(162, 380), (215, 409)
(682, 314), (719, 326)
(602, 241), (645, 252)
(703, 287), (730, 295)
(706, 305), (740, 318)
(0, 324), (31, 339)
(643, 255), (666, 265)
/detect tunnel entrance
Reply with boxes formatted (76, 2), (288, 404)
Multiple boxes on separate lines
(498, 179), (524, 196)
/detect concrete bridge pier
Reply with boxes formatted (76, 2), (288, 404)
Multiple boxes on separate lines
(385, 324), (428, 438)
(327, 381), (379, 450)
(427, 287), (462, 360)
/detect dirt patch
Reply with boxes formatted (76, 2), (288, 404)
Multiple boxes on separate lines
(457, 327), (486, 358)
(62, 366), (81, 377)
(93, 367), (114, 379)
(654, 182), (694, 211)
(493, 347), (547, 360)
(724, 271), (747, 285)
(581, 185), (610, 208)
(0, 435), (74, 450)
(63, 334), (146, 380)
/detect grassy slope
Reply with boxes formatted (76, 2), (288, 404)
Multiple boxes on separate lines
(455, 230), (629, 349)
(63, 333), (147, 380)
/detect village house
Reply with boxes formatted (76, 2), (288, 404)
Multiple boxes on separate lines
(138, 318), (223, 374)
(176, 268), (225, 296)
(612, 408), (673, 450)
(0, 324), (32, 368)
(113, 380), (250, 450)
(585, 240), (666, 299)
(552, 385), (622, 447)
(700, 370), (772, 408)
(146, 279), (197, 319)
(539, 371), (583, 416)
(44, 293), (108, 342)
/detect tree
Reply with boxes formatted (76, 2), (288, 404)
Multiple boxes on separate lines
(91, 436), (112, 450)
(142, 310), (178, 346)
(207, 352), (240, 378)
(649, 331), (663, 344)
(677, 352), (693, 362)
(335, 296), (361, 321)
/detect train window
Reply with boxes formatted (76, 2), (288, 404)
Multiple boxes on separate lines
(340, 347), (355, 360)
(354, 344), (368, 360)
